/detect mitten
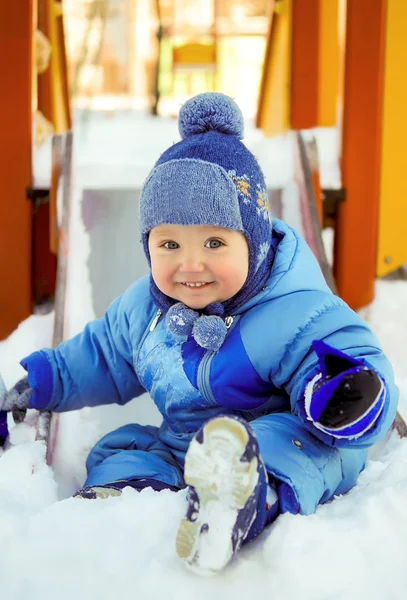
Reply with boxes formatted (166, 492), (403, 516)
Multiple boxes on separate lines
(0, 373), (7, 447)
(0, 411), (8, 448)
(0, 377), (33, 428)
(304, 340), (386, 439)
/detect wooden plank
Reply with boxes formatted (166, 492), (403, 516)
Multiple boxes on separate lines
(318, 0), (340, 127)
(0, 3), (34, 339)
(38, 0), (71, 132)
(376, 0), (407, 276)
(256, 0), (292, 136)
(32, 197), (57, 303)
(291, 0), (320, 130)
(256, 0), (276, 129)
(334, 0), (386, 310)
(38, 0), (53, 123)
(53, 1), (72, 131)
(257, 0), (321, 134)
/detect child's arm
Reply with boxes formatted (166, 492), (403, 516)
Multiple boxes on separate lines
(240, 290), (397, 448)
(11, 279), (153, 414)
(278, 300), (398, 448)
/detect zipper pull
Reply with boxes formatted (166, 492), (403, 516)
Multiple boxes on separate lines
(224, 316), (234, 329)
(150, 309), (162, 332)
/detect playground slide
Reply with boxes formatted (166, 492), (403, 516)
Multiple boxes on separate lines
(31, 128), (406, 468)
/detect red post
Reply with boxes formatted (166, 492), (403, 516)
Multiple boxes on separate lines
(0, 3), (34, 339)
(291, 0), (320, 130)
(334, 0), (386, 309)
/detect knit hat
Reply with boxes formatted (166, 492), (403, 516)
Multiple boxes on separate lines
(139, 92), (273, 351)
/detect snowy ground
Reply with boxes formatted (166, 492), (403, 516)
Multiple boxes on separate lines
(0, 110), (407, 599)
(0, 431), (406, 600)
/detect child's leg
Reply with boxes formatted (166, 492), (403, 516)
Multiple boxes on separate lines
(82, 423), (184, 492)
(176, 412), (367, 574)
(176, 416), (270, 575)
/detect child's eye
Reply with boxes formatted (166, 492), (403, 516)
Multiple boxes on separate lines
(205, 239), (223, 249)
(163, 241), (179, 250)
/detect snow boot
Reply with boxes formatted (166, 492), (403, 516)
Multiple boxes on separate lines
(73, 484), (123, 499)
(175, 415), (268, 575)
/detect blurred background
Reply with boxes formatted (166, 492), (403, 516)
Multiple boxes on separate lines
(64, 0), (271, 117)
(1, 0), (407, 374)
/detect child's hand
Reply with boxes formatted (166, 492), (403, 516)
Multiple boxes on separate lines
(0, 411), (8, 448)
(304, 341), (385, 438)
(0, 377), (33, 429)
(0, 373), (8, 447)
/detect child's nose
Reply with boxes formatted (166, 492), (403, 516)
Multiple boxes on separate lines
(179, 253), (205, 272)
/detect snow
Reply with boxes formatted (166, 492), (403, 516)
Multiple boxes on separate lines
(1, 109), (407, 598)
(0, 312), (54, 389)
(0, 431), (407, 599)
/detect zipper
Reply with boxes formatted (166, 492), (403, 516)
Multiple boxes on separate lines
(134, 309), (162, 367)
(225, 314), (239, 333)
(197, 350), (217, 405)
(224, 316), (234, 329)
(149, 309), (162, 332)
(196, 314), (238, 405)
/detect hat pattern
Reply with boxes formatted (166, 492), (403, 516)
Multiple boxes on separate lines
(228, 169), (271, 273)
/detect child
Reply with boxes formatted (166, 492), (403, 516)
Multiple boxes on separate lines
(0, 93), (398, 575)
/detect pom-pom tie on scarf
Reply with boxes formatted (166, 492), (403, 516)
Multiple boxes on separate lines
(165, 302), (229, 352)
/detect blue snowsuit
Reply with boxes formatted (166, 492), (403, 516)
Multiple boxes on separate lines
(23, 219), (398, 515)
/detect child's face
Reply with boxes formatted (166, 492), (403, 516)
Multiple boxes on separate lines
(148, 224), (249, 310)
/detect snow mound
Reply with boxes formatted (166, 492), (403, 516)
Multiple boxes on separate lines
(0, 432), (406, 600)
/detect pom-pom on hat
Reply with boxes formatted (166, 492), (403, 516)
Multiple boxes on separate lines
(140, 93), (273, 351)
(178, 92), (244, 139)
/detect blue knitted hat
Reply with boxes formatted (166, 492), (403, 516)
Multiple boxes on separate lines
(140, 92), (273, 351)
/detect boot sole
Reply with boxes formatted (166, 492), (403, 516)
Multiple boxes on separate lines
(176, 417), (259, 574)
(73, 486), (122, 499)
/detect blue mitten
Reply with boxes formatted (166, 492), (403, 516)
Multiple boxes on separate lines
(0, 374), (7, 447)
(305, 341), (386, 439)
(0, 411), (8, 448)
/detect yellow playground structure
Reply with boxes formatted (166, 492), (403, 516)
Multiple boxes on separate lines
(257, 0), (407, 310)
(1, 0), (407, 339)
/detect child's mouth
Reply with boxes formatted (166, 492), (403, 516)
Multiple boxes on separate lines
(180, 282), (212, 289)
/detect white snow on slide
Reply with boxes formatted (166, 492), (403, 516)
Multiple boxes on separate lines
(0, 431), (406, 599)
